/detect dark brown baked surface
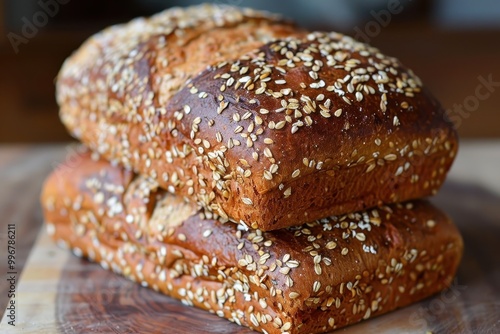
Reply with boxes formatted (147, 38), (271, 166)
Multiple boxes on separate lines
(56, 4), (458, 231)
(41, 151), (463, 334)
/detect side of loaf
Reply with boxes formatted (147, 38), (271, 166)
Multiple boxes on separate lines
(41, 151), (463, 334)
(56, 4), (458, 230)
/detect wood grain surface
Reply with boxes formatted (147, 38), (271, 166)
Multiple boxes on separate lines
(0, 145), (67, 312)
(1, 143), (500, 333)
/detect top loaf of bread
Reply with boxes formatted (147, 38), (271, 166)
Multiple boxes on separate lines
(57, 4), (458, 231)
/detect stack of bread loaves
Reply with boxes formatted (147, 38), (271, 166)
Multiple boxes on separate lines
(41, 4), (463, 333)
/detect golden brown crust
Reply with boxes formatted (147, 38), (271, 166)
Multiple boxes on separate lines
(41, 152), (463, 334)
(57, 4), (458, 231)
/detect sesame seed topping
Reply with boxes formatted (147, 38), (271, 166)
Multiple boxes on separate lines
(326, 241), (337, 250)
(242, 197), (253, 205)
(275, 121), (286, 130)
(282, 322), (292, 331)
(320, 110), (331, 118)
(384, 154), (397, 161)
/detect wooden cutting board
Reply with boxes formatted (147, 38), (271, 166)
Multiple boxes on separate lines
(1, 180), (500, 334)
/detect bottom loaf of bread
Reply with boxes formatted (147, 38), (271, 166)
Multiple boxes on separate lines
(41, 151), (463, 334)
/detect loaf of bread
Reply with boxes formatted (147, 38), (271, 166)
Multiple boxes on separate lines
(56, 4), (458, 231)
(41, 151), (463, 334)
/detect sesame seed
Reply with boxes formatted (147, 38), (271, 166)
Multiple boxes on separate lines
(239, 76), (251, 83)
(355, 233), (366, 241)
(384, 154), (397, 161)
(366, 163), (376, 173)
(326, 241), (337, 249)
(380, 100), (387, 112)
(250, 313), (259, 327)
(270, 164), (279, 174)
(282, 322), (292, 331)
(363, 308), (371, 319)
(279, 266), (291, 275)
(242, 197), (253, 205)
(275, 121), (286, 130)
(264, 148), (273, 158)
(242, 111), (252, 120)
(320, 110), (331, 118)
(355, 91), (363, 101)
(94, 192), (104, 204)
(314, 263), (322, 275)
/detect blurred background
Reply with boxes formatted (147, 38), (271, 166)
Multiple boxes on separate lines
(1, 0), (499, 142)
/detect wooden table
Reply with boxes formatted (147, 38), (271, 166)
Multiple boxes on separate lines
(1, 142), (499, 333)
